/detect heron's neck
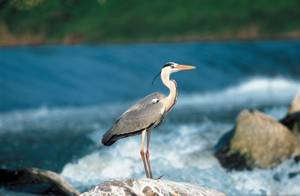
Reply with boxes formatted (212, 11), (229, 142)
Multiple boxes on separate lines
(161, 71), (177, 112)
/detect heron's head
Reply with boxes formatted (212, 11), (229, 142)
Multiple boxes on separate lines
(162, 62), (196, 74)
(152, 62), (196, 84)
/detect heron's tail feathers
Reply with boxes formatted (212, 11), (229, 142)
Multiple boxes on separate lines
(101, 130), (117, 146)
(101, 127), (142, 146)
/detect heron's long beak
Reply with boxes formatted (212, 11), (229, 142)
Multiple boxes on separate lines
(176, 65), (196, 70)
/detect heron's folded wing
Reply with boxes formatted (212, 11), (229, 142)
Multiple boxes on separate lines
(114, 92), (165, 134)
(102, 93), (165, 145)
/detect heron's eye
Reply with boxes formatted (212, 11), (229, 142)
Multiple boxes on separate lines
(170, 65), (175, 69)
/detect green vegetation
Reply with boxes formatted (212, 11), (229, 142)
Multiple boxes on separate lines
(1, 0), (300, 45)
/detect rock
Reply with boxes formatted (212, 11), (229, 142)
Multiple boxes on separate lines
(215, 128), (250, 170)
(281, 112), (300, 136)
(288, 91), (300, 114)
(81, 178), (225, 196)
(215, 109), (300, 170)
(0, 167), (79, 196)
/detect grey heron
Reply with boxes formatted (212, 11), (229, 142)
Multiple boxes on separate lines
(101, 62), (195, 178)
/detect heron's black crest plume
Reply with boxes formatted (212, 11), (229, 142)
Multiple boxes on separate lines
(151, 71), (161, 85)
(163, 62), (175, 68)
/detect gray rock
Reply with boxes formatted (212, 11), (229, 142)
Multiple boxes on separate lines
(215, 109), (300, 170)
(81, 178), (225, 196)
(0, 167), (79, 196)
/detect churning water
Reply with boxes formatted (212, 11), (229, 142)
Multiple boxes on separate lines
(1, 40), (300, 195)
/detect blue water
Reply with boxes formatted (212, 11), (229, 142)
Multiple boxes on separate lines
(1, 40), (300, 195)
(1, 41), (300, 111)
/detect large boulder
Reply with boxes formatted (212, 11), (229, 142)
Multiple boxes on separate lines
(215, 109), (300, 170)
(81, 178), (225, 196)
(0, 168), (79, 196)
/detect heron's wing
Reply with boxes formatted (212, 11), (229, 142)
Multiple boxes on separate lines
(102, 92), (165, 145)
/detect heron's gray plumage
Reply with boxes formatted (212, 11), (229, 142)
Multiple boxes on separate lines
(102, 92), (166, 146)
(100, 62), (195, 179)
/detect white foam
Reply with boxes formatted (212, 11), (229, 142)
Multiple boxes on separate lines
(61, 115), (300, 195)
(1, 77), (298, 134)
(179, 77), (300, 110)
(62, 151), (138, 183)
(263, 106), (288, 120)
(229, 159), (300, 195)
(61, 142), (143, 188)
(61, 122), (231, 189)
(0, 104), (124, 134)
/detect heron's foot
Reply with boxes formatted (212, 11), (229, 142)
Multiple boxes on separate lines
(145, 175), (163, 180)
(152, 175), (163, 180)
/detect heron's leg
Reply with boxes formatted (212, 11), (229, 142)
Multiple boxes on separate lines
(140, 130), (149, 178)
(146, 130), (153, 178)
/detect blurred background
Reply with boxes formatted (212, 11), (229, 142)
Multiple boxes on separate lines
(1, 0), (300, 195)
(1, 0), (300, 45)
